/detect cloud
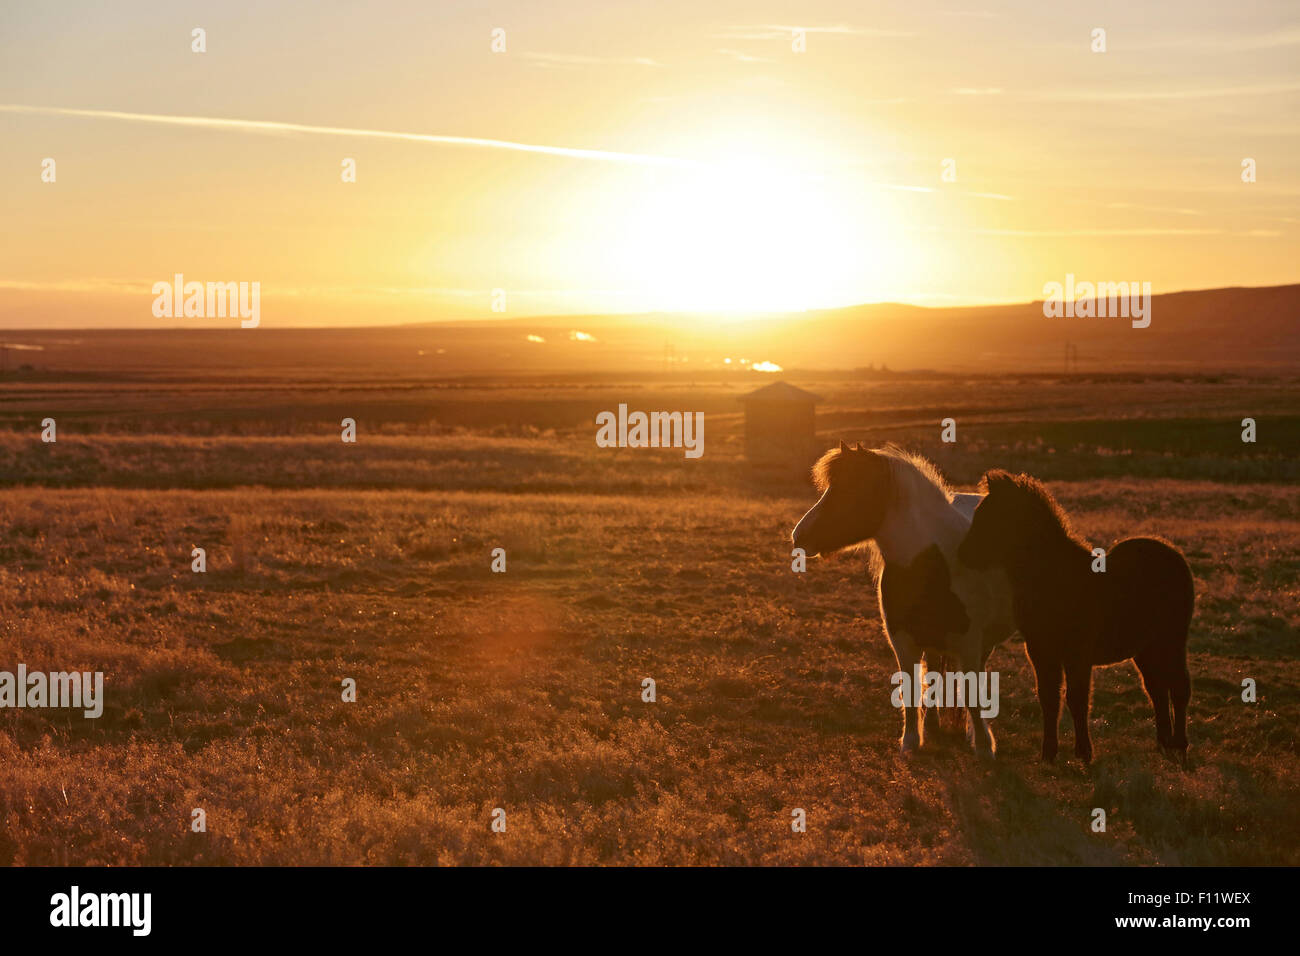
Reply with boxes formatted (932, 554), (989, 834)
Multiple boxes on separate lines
(1129, 27), (1300, 52)
(0, 104), (701, 168)
(522, 52), (661, 68)
(714, 24), (914, 40)
(913, 227), (1223, 237)
(1032, 81), (1300, 102)
(0, 277), (153, 294)
(1105, 202), (1205, 217)
(0, 279), (484, 299)
(716, 48), (774, 63)
(872, 182), (935, 194)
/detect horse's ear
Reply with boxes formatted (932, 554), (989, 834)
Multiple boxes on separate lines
(855, 442), (865, 451)
(838, 439), (850, 453)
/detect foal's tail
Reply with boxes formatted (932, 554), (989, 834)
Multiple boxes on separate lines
(1158, 539), (1195, 646)
(1112, 536), (1195, 647)
(1119, 536), (1196, 756)
(1170, 543), (1196, 642)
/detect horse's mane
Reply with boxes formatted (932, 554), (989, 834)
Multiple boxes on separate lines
(811, 442), (953, 503)
(979, 470), (1088, 548)
(876, 443), (954, 504)
(810, 447), (840, 493)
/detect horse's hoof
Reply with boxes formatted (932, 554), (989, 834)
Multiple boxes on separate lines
(900, 734), (920, 756)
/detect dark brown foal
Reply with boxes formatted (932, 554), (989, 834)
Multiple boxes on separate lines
(957, 471), (1194, 763)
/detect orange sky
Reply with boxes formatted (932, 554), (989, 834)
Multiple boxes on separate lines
(1, 0), (1297, 328)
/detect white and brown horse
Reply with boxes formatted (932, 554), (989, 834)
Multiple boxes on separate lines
(791, 442), (1015, 755)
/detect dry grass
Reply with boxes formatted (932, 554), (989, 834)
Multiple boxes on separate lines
(0, 477), (1294, 865)
(0, 369), (1294, 864)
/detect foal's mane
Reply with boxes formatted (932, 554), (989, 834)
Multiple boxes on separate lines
(980, 470), (1088, 548)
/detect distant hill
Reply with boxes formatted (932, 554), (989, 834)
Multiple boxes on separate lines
(1, 284), (1295, 378)
(778, 284), (1299, 372)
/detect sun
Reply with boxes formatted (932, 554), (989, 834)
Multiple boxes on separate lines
(614, 154), (895, 315)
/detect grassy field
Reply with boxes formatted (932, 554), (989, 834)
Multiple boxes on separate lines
(0, 364), (1296, 865)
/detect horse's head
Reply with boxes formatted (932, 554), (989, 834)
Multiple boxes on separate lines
(791, 440), (895, 556)
(957, 469), (1048, 570)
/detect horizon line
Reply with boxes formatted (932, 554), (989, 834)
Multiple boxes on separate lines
(1, 280), (1295, 333)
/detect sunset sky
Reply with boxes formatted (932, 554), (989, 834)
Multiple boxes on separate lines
(1, 0), (1297, 327)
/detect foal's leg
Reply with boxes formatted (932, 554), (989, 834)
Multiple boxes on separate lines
(1064, 662), (1094, 764)
(1134, 651), (1173, 751)
(1026, 644), (1062, 762)
(1169, 662), (1192, 757)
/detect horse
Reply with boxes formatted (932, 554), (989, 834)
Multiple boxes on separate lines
(791, 441), (1016, 755)
(956, 470), (1194, 764)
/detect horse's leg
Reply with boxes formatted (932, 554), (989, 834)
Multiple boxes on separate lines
(1025, 642), (1061, 762)
(1064, 662), (1094, 764)
(956, 638), (995, 757)
(922, 652), (943, 742)
(1134, 650), (1173, 751)
(888, 630), (924, 754)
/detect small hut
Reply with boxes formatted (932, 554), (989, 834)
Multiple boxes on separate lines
(738, 381), (820, 464)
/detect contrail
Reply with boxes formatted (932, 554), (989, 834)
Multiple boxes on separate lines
(0, 103), (702, 168)
(1, 103), (998, 195)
